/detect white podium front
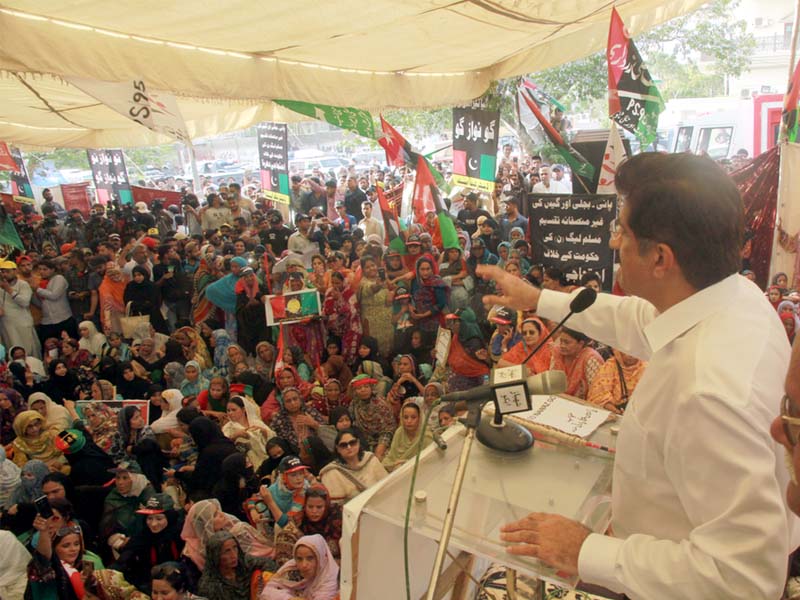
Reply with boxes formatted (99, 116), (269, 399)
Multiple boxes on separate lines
(341, 417), (615, 599)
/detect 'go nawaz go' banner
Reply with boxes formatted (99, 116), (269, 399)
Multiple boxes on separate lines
(257, 122), (290, 205)
(451, 107), (499, 193)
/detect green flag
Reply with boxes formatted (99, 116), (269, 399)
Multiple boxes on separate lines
(0, 214), (24, 250)
(274, 100), (375, 139)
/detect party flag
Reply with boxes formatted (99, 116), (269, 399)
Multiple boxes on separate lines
(274, 99), (375, 139)
(597, 122), (628, 195)
(377, 186), (406, 254)
(274, 325), (285, 377)
(414, 156), (460, 249)
(607, 7), (665, 146)
(782, 59), (800, 143)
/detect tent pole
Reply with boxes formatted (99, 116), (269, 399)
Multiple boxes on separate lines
(188, 144), (200, 195)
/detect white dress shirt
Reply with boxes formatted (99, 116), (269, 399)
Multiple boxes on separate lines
(538, 274), (798, 599)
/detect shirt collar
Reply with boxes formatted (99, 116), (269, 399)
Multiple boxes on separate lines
(643, 273), (740, 353)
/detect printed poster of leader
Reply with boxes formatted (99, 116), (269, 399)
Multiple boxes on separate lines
(87, 149), (133, 205)
(257, 122), (290, 205)
(529, 194), (617, 291)
(451, 107), (499, 193)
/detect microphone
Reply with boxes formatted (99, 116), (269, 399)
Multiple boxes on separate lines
(439, 369), (567, 405)
(431, 429), (447, 451)
(521, 287), (597, 366)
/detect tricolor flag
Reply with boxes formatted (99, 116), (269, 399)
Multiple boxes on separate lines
(607, 8), (665, 146)
(413, 156), (460, 250)
(782, 59), (800, 143)
(597, 122), (628, 195)
(518, 88), (595, 178)
(378, 116), (450, 191)
(377, 186), (406, 254)
(0, 143), (17, 171)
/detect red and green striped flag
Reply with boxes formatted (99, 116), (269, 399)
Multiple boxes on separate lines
(377, 186), (407, 254)
(413, 156), (460, 250)
(783, 59), (800, 143)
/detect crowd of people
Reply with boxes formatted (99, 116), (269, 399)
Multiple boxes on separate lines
(0, 146), (795, 600)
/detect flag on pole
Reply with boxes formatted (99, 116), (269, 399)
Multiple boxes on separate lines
(274, 325), (285, 377)
(274, 99), (376, 139)
(414, 156), (460, 249)
(782, 59), (800, 143)
(377, 186), (407, 254)
(518, 90), (595, 178)
(0, 143), (17, 171)
(0, 205), (24, 250)
(607, 8), (665, 147)
(597, 122), (628, 195)
(68, 77), (191, 143)
(378, 116), (450, 191)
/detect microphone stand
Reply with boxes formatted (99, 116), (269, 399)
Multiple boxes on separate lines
(425, 401), (483, 600)
(521, 308), (574, 366)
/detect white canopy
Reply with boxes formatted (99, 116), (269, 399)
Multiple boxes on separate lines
(0, 0), (706, 147)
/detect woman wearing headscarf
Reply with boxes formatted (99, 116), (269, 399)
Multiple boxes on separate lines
(255, 437), (293, 486)
(385, 354), (425, 418)
(199, 531), (276, 600)
(0, 446), (21, 508)
(410, 256), (449, 347)
(77, 320), (108, 359)
(0, 387), (25, 445)
(322, 271), (363, 364)
(348, 375), (396, 460)
(235, 267), (270, 356)
(498, 316), (553, 375)
(28, 391), (72, 432)
(101, 462), (156, 546)
(253, 341), (277, 380)
(74, 401), (118, 454)
(269, 387), (325, 457)
(99, 262), (129, 335)
(439, 246), (471, 311)
(261, 534), (339, 600)
(281, 345), (312, 382)
(116, 361), (152, 399)
(0, 529), (29, 600)
(185, 417), (238, 497)
(587, 349), (648, 414)
(175, 326), (213, 371)
(382, 401), (433, 473)
(112, 493), (185, 593)
(550, 328), (605, 400)
(125, 264), (168, 334)
(109, 405), (156, 464)
(212, 452), (260, 522)
(210, 329), (233, 378)
(9, 458), (49, 505)
(206, 256), (248, 340)
(296, 484), (343, 562)
(181, 498), (273, 571)
(357, 256), (393, 357)
(260, 366), (313, 425)
(222, 395), (274, 469)
(151, 389), (185, 435)
(443, 308), (491, 393)
(10, 410), (66, 471)
(180, 360), (209, 398)
(43, 359), (81, 404)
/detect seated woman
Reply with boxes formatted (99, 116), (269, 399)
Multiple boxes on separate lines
(261, 534), (339, 600)
(319, 428), (388, 504)
(382, 401), (433, 472)
(348, 375), (395, 460)
(78, 320), (108, 360)
(282, 346), (313, 382)
(150, 562), (204, 600)
(550, 328), (604, 400)
(116, 361), (152, 399)
(184, 417), (238, 498)
(180, 360), (209, 398)
(113, 494), (185, 592)
(255, 437), (293, 487)
(222, 396), (274, 469)
(181, 498), (273, 572)
(131, 338), (168, 384)
(586, 349), (647, 414)
(385, 354), (425, 419)
(269, 387), (325, 458)
(9, 459), (49, 507)
(198, 531), (276, 600)
(442, 309), (491, 393)
(43, 359), (81, 404)
(101, 331), (131, 363)
(28, 392), (72, 433)
(497, 317), (552, 374)
(439, 246), (471, 311)
(261, 366), (313, 425)
(297, 484), (343, 562)
(196, 376), (231, 421)
(100, 461), (156, 553)
(109, 406), (156, 464)
(11, 410), (67, 472)
(213, 452), (260, 522)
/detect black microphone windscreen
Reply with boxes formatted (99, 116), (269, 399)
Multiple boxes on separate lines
(569, 287), (597, 314)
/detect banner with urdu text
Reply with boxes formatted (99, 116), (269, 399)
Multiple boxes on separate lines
(451, 107), (499, 193)
(257, 122), (290, 205)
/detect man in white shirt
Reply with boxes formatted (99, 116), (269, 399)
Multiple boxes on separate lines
(532, 164), (567, 194)
(287, 213), (319, 255)
(551, 164), (573, 193)
(357, 201), (384, 240)
(478, 152), (797, 599)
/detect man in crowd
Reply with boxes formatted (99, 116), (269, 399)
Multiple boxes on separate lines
(358, 201), (383, 240)
(35, 259), (78, 343)
(0, 260), (39, 358)
(456, 192), (491, 238)
(344, 175), (367, 222)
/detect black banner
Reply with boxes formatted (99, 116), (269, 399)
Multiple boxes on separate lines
(87, 149), (132, 205)
(9, 147), (33, 198)
(451, 107), (499, 193)
(529, 194), (617, 291)
(257, 122), (290, 204)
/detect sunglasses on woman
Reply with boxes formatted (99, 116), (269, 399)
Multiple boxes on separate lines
(337, 439), (359, 449)
(781, 394), (800, 447)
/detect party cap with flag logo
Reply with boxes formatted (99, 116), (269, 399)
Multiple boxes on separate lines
(55, 429), (86, 454)
(278, 455), (308, 474)
(136, 493), (175, 515)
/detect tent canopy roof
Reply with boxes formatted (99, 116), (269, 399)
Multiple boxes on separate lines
(0, 0), (706, 148)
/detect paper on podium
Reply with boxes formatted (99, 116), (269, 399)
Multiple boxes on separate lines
(515, 395), (611, 438)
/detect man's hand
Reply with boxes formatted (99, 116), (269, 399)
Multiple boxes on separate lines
(476, 264), (541, 312)
(500, 512), (591, 576)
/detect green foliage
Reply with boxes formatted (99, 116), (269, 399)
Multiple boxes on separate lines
(382, 108), (452, 143)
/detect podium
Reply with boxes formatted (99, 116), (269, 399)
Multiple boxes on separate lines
(341, 412), (616, 600)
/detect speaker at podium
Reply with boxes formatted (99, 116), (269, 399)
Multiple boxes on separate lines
(340, 408), (616, 600)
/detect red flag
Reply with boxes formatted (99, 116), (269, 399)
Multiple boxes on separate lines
(783, 59), (800, 142)
(411, 157), (437, 224)
(274, 325), (285, 377)
(0, 143), (16, 171)
(378, 116), (420, 167)
(376, 186), (406, 254)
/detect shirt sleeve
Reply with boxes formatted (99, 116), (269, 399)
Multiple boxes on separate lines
(12, 281), (32, 308)
(36, 275), (68, 300)
(537, 289), (657, 361)
(578, 392), (790, 599)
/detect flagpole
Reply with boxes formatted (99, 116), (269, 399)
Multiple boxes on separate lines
(780, 0), (800, 142)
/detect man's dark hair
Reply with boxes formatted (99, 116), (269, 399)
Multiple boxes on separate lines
(615, 152), (743, 290)
(38, 260), (56, 271)
(229, 182), (241, 193)
(545, 267), (567, 286)
(580, 272), (601, 286)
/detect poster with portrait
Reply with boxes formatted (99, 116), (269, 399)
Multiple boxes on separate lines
(257, 122), (290, 205)
(451, 107), (499, 193)
(264, 289), (322, 326)
(529, 194), (617, 291)
(87, 149), (133, 205)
